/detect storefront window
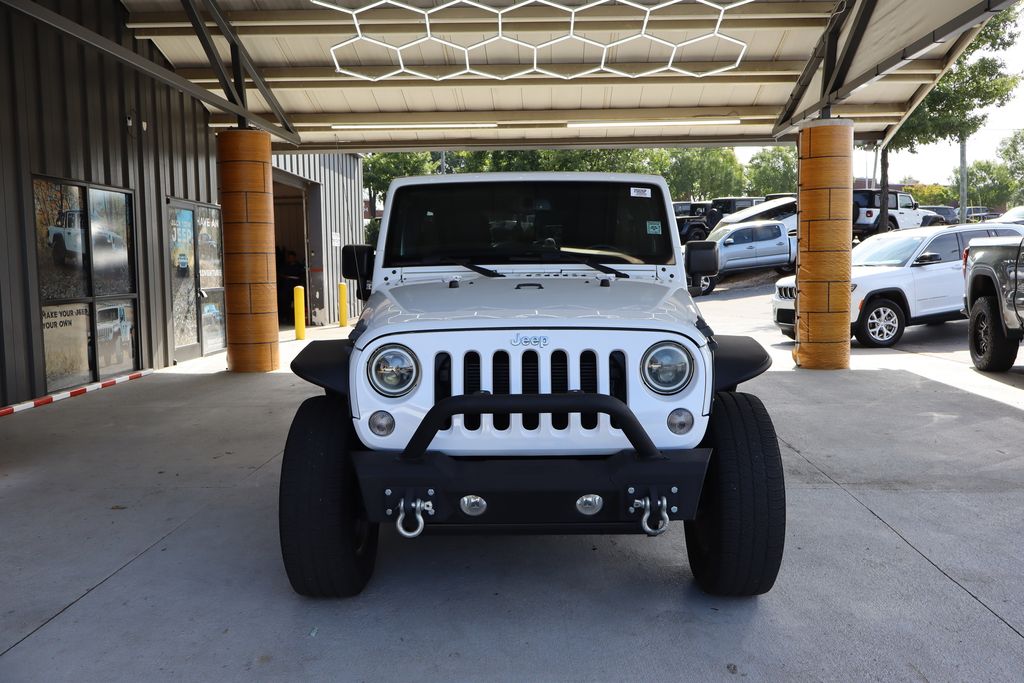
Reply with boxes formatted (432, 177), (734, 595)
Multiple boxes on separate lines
(170, 207), (198, 348)
(33, 178), (138, 393)
(33, 180), (89, 300)
(90, 189), (134, 296)
(41, 303), (93, 391)
(202, 291), (226, 354)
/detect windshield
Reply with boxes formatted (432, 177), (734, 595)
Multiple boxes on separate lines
(707, 225), (734, 242)
(720, 197), (796, 225)
(383, 181), (675, 267)
(852, 234), (926, 267)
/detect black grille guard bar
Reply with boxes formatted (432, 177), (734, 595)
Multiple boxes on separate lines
(401, 393), (661, 462)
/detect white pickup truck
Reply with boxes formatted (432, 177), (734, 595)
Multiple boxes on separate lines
(281, 172), (786, 599)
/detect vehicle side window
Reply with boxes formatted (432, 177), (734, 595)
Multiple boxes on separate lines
(730, 228), (753, 244)
(754, 225), (781, 241)
(887, 193), (897, 209)
(992, 228), (1020, 237)
(736, 200), (752, 210)
(899, 194), (914, 209)
(925, 233), (960, 262)
(853, 192), (872, 208)
(959, 230), (990, 248)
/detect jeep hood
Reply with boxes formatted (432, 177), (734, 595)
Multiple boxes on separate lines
(353, 276), (704, 347)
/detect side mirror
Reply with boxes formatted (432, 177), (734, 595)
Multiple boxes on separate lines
(723, 238), (734, 246)
(685, 240), (720, 279)
(913, 202), (920, 210)
(342, 244), (374, 300)
(913, 252), (942, 266)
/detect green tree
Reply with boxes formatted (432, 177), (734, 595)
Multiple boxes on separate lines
(997, 130), (1024, 204)
(744, 147), (797, 196)
(362, 152), (437, 214)
(441, 150), (491, 174)
(889, 7), (1020, 218)
(951, 160), (1017, 210)
(904, 183), (957, 207)
(488, 150), (545, 172)
(538, 148), (670, 175)
(664, 148), (745, 200)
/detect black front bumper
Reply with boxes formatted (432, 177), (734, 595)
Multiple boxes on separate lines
(350, 393), (711, 532)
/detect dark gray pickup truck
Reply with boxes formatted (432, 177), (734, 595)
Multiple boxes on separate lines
(965, 236), (1024, 371)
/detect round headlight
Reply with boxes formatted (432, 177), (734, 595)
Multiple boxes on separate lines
(641, 342), (693, 395)
(367, 344), (419, 397)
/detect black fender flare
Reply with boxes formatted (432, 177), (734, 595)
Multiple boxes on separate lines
(712, 335), (772, 392)
(290, 339), (353, 397)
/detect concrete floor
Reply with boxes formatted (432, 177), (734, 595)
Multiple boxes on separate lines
(2, 287), (1024, 680)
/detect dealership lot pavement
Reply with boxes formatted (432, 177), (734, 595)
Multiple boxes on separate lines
(2, 289), (1024, 681)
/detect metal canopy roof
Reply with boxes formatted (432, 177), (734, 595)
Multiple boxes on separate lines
(58, 1), (1024, 150)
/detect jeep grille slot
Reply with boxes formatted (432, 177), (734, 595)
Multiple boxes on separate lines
(551, 350), (569, 430)
(580, 350), (598, 429)
(492, 351), (511, 430)
(609, 351), (627, 429)
(434, 353), (452, 430)
(521, 350), (540, 430)
(464, 352), (481, 430)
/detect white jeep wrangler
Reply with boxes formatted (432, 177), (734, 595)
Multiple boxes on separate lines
(281, 173), (785, 598)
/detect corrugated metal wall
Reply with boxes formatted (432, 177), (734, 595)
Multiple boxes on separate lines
(0, 0), (217, 405)
(271, 153), (364, 324)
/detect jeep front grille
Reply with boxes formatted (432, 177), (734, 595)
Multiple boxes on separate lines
(432, 349), (628, 432)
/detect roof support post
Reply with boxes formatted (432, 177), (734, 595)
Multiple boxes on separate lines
(794, 118), (854, 370)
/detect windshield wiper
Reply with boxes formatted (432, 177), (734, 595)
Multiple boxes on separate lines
(427, 257), (504, 278)
(502, 247), (630, 279)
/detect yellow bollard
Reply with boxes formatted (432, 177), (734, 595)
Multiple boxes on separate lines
(293, 286), (305, 340)
(338, 282), (349, 327)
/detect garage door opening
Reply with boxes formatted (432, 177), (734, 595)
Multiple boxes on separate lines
(272, 176), (309, 328)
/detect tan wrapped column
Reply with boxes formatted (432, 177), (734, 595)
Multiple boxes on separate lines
(218, 129), (280, 372)
(794, 118), (853, 369)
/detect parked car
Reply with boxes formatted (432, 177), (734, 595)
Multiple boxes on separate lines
(965, 206), (996, 222)
(705, 196), (765, 229)
(852, 189), (933, 238)
(176, 253), (190, 274)
(764, 192), (797, 202)
(715, 196), (797, 233)
(921, 205), (958, 224)
(96, 304), (133, 364)
(697, 219), (796, 295)
(964, 232), (1024, 371)
(282, 172), (786, 599)
(673, 200), (712, 243)
(993, 206), (1024, 225)
(772, 223), (1024, 346)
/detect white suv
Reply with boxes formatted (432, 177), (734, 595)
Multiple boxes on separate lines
(853, 189), (935, 238)
(281, 172), (786, 599)
(772, 224), (1024, 347)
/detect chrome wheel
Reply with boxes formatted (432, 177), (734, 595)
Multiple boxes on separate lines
(867, 306), (900, 342)
(700, 276), (712, 293)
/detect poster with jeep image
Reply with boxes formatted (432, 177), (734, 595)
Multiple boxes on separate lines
(33, 179), (88, 300)
(42, 303), (93, 391)
(97, 299), (136, 378)
(89, 188), (134, 296)
(170, 207), (198, 348)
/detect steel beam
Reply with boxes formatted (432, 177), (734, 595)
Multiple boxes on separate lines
(0, 0), (300, 145)
(825, 0), (878, 98)
(179, 0), (241, 105)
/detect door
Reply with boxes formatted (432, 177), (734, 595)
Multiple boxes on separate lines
(753, 224), (788, 265)
(720, 227), (756, 269)
(169, 203), (225, 362)
(911, 232), (963, 315)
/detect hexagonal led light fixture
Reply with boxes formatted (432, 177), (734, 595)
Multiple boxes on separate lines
(313, 0), (755, 82)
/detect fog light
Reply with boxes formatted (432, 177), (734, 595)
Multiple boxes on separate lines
(368, 410), (395, 436)
(667, 408), (694, 435)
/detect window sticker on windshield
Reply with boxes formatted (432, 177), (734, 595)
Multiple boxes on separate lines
(646, 220), (662, 235)
(630, 187), (652, 198)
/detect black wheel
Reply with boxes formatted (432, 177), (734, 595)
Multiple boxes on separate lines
(855, 298), (905, 348)
(688, 227), (708, 241)
(699, 275), (717, 296)
(969, 295), (1019, 372)
(775, 265), (795, 275)
(279, 394), (378, 597)
(52, 237), (66, 266)
(685, 392), (786, 596)
(886, 218), (899, 232)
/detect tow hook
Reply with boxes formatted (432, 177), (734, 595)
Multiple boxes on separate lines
(396, 498), (434, 539)
(640, 496), (670, 537)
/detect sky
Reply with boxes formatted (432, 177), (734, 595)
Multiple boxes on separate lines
(735, 12), (1024, 186)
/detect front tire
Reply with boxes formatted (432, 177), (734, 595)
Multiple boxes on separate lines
(279, 394), (379, 597)
(688, 227), (709, 242)
(969, 295), (1019, 372)
(699, 275), (718, 296)
(855, 298), (905, 347)
(685, 392), (786, 596)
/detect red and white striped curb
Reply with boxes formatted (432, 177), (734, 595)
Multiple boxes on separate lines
(0, 369), (153, 417)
